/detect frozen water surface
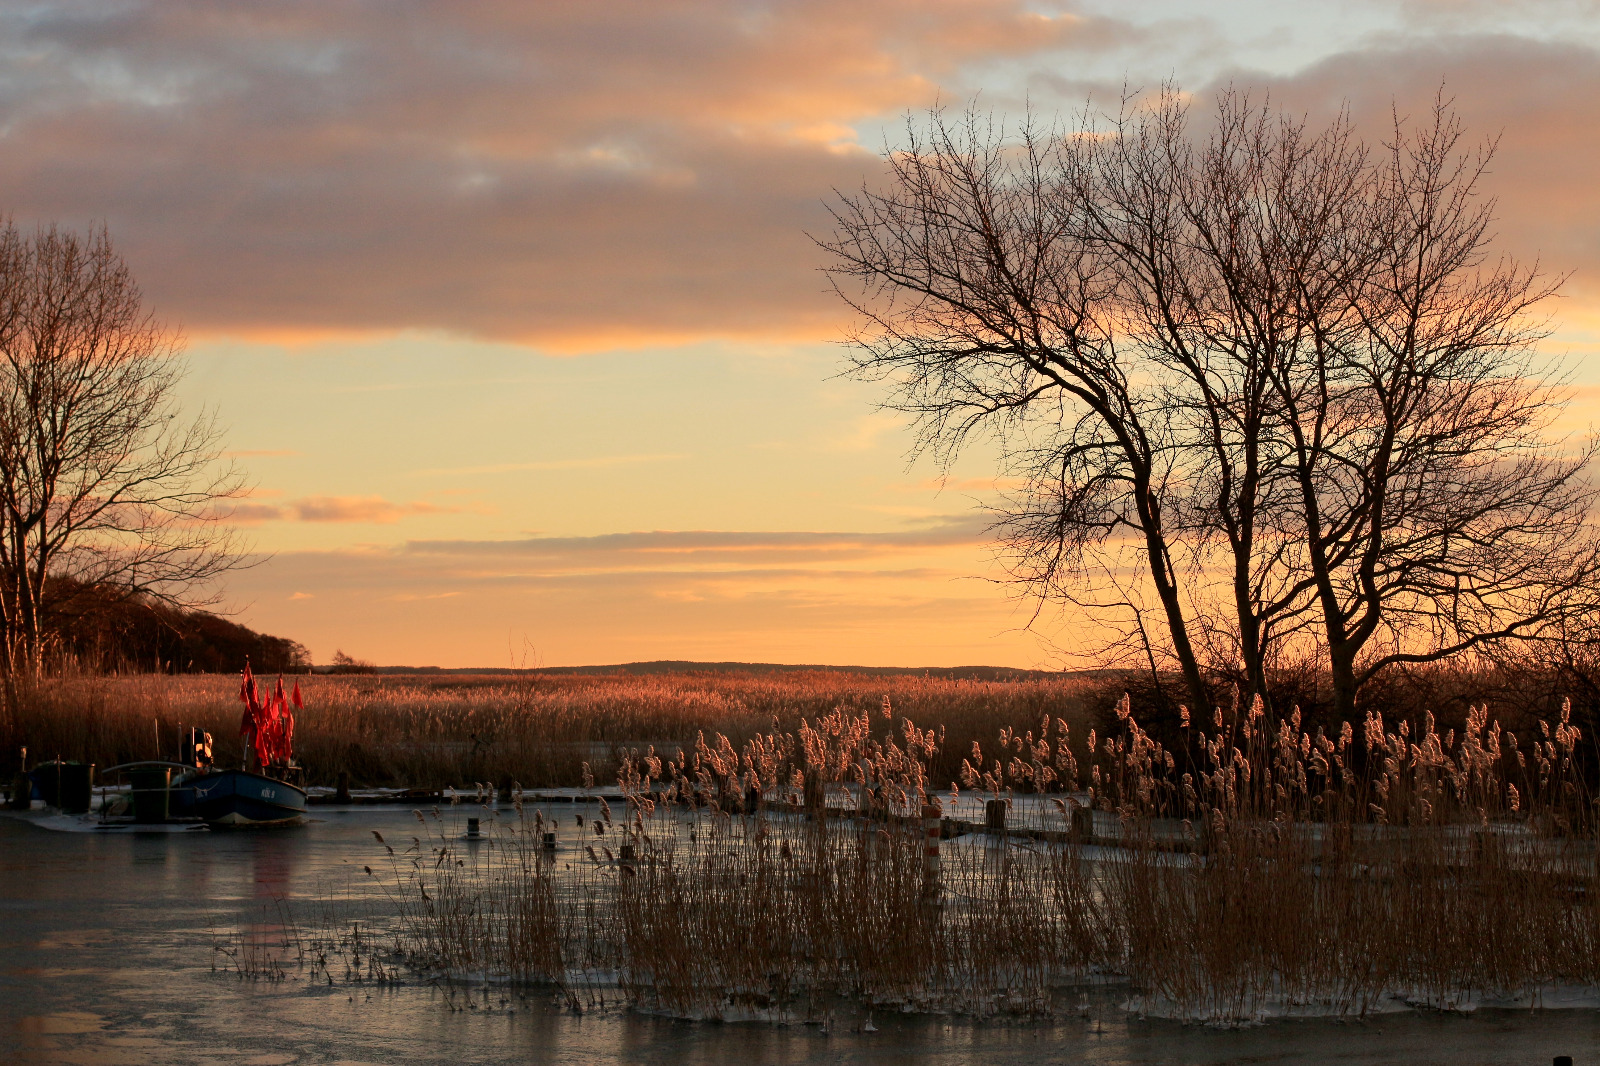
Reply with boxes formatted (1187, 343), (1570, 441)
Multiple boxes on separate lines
(2, 808), (1597, 1065)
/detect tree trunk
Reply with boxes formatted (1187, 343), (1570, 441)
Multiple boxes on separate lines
(1329, 644), (1359, 724)
(1135, 493), (1208, 716)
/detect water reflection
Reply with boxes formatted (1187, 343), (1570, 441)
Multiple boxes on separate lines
(236, 833), (300, 979)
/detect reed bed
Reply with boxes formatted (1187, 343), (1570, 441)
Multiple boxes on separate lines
(17, 666), (1600, 1022)
(358, 697), (1600, 1025)
(372, 793), (1078, 1019)
(1, 669), (1095, 789)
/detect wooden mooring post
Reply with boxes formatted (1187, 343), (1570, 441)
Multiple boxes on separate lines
(1069, 802), (1095, 844)
(804, 770), (825, 819)
(984, 798), (1007, 833)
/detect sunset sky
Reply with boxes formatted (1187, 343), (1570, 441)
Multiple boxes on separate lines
(2, 1), (1598, 668)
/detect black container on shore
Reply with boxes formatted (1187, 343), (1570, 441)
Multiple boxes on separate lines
(57, 763), (93, 813)
(30, 761), (94, 814)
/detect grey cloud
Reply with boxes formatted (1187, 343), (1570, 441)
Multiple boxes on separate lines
(251, 559), (956, 592)
(0, 1), (1115, 344)
(216, 517), (991, 595)
(402, 515), (990, 561)
(10, 6), (1589, 351)
(1214, 35), (1600, 301)
(215, 514), (1033, 665)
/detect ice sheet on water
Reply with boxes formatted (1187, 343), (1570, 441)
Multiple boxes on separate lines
(1126, 983), (1600, 1026)
(0, 808), (209, 833)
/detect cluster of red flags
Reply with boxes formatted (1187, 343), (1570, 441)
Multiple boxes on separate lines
(238, 660), (302, 769)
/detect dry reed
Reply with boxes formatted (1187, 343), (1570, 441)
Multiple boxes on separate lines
(357, 695), (1600, 1025)
(2, 670), (1093, 788)
(28, 668), (1597, 1022)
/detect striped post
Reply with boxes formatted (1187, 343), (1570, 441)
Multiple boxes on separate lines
(922, 801), (942, 890)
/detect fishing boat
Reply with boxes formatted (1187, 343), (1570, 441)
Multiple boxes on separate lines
(97, 664), (309, 828)
(174, 765), (307, 827)
(185, 663), (308, 827)
(100, 754), (307, 828)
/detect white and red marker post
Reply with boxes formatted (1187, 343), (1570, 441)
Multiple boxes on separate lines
(921, 799), (942, 897)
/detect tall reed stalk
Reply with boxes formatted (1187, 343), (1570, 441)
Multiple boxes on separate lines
(368, 695), (1600, 1024)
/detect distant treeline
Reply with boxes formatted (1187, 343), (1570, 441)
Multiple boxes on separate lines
(359, 660), (1099, 681)
(50, 578), (309, 674)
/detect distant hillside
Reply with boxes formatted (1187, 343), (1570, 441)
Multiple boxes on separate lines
(365, 660), (1104, 681)
(52, 579), (310, 674)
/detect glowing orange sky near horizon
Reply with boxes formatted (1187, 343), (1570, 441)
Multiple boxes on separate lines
(4, 1), (1600, 667)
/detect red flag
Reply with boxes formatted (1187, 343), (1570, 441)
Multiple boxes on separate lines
(285, 681), (301, 759)
(238, 660), (256, 738)
(251, 690), (271, 768)
(237, 663), (301, 769)
(271, 677), (288, 765)
(240, 660), (277, 767)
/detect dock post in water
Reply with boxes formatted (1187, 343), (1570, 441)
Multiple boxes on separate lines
(1069, 802), (1095, 844)
(984, 798), (1007, 834)
(335, 771), (351, 804)
(804, 769), (824, 820)
(466, 817), (480, 839)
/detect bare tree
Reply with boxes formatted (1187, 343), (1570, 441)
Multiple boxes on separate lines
(1272, 100), (1600, 719)
(822, 113), (1211, 714)
(825, 89), (1600, 716)
(1062, 91), (1382, 706)
(0, 222), (246, 674)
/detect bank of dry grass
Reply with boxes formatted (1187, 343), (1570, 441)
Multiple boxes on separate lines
(2, 670), (1097, 788)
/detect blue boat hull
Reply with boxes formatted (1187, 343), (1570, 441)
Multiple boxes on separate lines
(173, 769), (306, 826)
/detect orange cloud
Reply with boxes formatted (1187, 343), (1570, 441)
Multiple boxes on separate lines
(229, 495), (475, 524)
(292, 496), (450, 524)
